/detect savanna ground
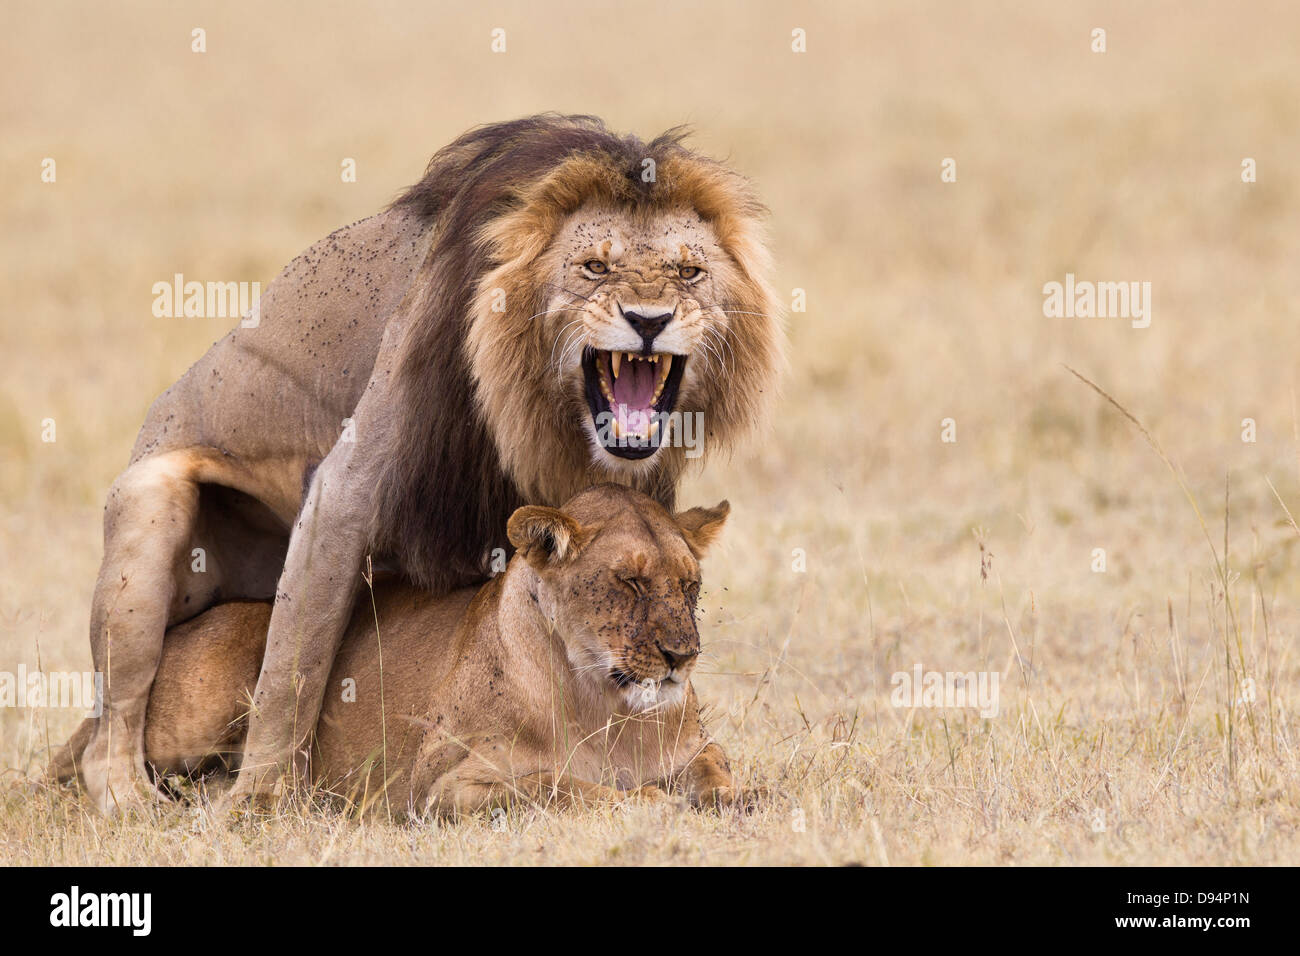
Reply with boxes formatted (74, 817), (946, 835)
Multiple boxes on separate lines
(2, 1), (1298, 865)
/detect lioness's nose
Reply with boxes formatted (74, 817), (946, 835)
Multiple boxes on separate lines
(620, 305), (674, 350)
(658, 644), (697, 670)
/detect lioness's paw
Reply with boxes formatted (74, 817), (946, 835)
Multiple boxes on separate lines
(696, 784), (768, 813)
(629, 784), (669, 804)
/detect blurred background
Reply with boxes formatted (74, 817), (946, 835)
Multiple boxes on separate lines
(2, 1), (1297, 863)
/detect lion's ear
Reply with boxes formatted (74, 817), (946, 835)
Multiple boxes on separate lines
(507, 506), (590, 569)
(674, 500), (730, 558)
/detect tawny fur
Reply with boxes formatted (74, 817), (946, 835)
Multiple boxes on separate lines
(76, 113), (781, 815)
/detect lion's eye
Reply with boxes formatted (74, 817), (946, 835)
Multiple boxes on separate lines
(583, 259), (608, 276)
(617, 574), (647, 597)
(678, 265), (703, 281)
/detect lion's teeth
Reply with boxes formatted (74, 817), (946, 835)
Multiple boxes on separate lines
(660, 354), (672, 380)
(611, 351), (621, 379)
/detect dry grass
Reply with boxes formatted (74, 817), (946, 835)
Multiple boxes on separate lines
(2, 0), (1299, 865)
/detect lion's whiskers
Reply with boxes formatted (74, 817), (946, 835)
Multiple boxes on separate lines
(703, 327), (734, 376)
(572, 659), (617, 679)
(696, 305), (771, 320)
(549, 317), (588, 370)
(530, 307), (586, 323)
(556, 328), (589, 383)
(696, 337), (726, 378)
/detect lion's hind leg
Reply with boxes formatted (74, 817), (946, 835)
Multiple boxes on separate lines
(47, 718), (95, 786)
(59, 600), (271, 803)
(80, 448), (232, 815)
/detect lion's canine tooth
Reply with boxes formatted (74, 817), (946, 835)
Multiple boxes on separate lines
(660, 354), (672, 380)
(611, 351), (621, 378)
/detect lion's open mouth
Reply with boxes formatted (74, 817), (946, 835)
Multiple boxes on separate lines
(582, 348), (687, 460)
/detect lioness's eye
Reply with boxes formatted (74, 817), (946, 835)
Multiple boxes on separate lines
(583, 259), (608, 275)
(617, 574), (646, 597)
(678, 265), (702, 281)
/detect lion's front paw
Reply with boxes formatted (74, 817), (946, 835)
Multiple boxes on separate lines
(695, 784), (768, 813)
(629, 784), (669, 804)
(222, 775), (284, 819)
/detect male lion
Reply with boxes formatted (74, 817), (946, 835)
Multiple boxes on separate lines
(78, 114), (781, 814)
(56, 486), (750, 816)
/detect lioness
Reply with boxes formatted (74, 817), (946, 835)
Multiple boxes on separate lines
(56, 486), (748, 815)
(80, 114), (782, 814)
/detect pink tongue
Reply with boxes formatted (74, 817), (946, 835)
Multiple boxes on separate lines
(613, 359), (656, 410)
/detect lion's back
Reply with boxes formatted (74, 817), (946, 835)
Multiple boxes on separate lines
(129, 207), (434, 468)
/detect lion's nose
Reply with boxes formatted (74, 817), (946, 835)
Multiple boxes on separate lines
(658, 644), (697, 671)
(620, 305), (675, 351)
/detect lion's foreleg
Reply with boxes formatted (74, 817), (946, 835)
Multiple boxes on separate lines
(229, 443), (373, 806)
(675, 740), (762, 811)
(506, 771), (660, 809)
(424, 766), (664, 819)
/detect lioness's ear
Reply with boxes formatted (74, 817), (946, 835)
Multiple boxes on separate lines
(507, 506), (590, 569)
(674, 500), (730, 558)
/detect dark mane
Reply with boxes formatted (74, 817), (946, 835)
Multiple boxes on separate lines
(390, 113), (692, 219)
(369, 114), (697, 592)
